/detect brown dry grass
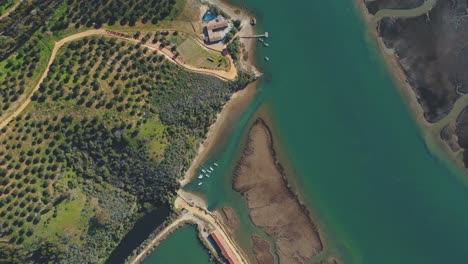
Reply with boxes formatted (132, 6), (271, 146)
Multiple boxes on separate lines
(233, 118), (323, 264)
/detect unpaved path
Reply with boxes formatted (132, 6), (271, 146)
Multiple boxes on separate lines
(175, 194), (249, 264)
(129, 194), (249, 264)
(129, 212), (192, 264)
(0, 29), (107, 131)
(106, 30), (237, 81)
(0, 28), (237, 131)
(0, 0), (23, 20)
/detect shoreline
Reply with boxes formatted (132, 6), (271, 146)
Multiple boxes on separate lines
(355, 0), (468, 186)
(355, 0), (468, 170)
(232, 117), (324, 263)
(133, 0), (262, 262)
(180, 0), (261, 186)
(355, 1), (430, 128)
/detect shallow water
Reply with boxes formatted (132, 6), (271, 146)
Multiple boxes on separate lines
(142, 225), (214, 264)
(185, 0), (468, 263)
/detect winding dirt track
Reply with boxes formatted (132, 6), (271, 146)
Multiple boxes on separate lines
(0, 28), (237, 131)
(0, 0), (23, 20)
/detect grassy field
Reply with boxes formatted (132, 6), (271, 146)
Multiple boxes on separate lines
(177, 35), (230, 70)
(122, 30), (230, 71)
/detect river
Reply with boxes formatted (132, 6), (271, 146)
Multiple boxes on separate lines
(143, 225), (215, 264)
(170, 0), (468, 263)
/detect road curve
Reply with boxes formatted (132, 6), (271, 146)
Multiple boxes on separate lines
(0, 28), (237, 131)
(0, 29), (107, 131)
(0, 0), (23, 20)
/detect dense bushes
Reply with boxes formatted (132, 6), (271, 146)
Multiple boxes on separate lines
(0, 36), (251, 262)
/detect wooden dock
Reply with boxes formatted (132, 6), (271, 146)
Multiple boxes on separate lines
(240, 32), (269, 38)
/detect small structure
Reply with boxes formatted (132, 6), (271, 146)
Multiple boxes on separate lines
(250, 18), (256, 26)
(204, 15), (230, 44)
(209, 231), (239, 264)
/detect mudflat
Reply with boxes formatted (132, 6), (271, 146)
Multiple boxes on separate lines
(233, 118), (323, 263)
(251, 236), (274, 264)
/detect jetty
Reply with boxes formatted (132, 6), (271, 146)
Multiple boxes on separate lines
(240, 32), (269, 38)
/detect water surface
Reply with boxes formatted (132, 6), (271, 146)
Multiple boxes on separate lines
(187, 0), (468, 263)
(143, 225), (214, 264)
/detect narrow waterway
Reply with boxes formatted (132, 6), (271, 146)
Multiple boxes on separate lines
(143, 225), (214, 264)
(185, 0), (468, 263)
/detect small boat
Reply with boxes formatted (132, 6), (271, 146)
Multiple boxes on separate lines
(198, 182), (203, 186)
(258, 38), (264, 43)
(198, 175), (203, 179)
(210, 166), (214, 171)
(202, 169), (206, 173)
(206, 174), (210, 178)
(265, 57), (270, 61)
(250, 18), (256, 26)
(214, 162), (219, 166)
(263, 43), (270, 47)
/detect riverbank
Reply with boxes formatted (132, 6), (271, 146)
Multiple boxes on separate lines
(180, 0), (261, 187)
(134, 1), (261, 262)
(232, 118), (323, 263)
(180, 80), (259, 186)
(356, 1), (429, 127)
(356, 0), (468, 173)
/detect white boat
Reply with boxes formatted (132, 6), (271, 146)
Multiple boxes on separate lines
(202, 169), (206, 173)
(263, 43), (270, 47)
(210, 166), (214, 171)
(206, 174), (210, 178)
(265, 57), (270, 61)
(198, 175), (203, 179)
(258, 38), (264, 43)
(214, 162), (219, 166)
(198, 182), (203, 186)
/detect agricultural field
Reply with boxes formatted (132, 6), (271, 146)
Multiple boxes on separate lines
(0, 36), (250, 262)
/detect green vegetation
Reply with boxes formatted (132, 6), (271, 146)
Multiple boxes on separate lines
(0, 0), (17, 15)
(0, 35), (251, 263)
(227, 37), (241, 61)
(0, 0), (251, 262)
(176, 35), (230, 70)
(0, 0), (177, 60)
(130, 30), (230, 70)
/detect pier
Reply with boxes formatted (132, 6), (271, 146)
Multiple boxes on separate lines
(240, 32), (269, 38)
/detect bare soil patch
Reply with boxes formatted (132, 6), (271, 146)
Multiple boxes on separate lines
(232, 118), (323, 264)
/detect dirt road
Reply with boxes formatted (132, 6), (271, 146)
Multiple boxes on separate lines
(0, 0), (23, 20)
(128, 194), (249, 264)
(0, 28), (237, 131)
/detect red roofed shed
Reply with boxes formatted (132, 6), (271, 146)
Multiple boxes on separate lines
(210, 231), (240, 264)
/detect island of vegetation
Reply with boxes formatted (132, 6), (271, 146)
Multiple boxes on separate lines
(233, 118), (323, 264)
(0, 0), (255, 262)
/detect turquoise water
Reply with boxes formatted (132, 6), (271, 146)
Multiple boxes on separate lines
(186, 0), (468, 263)
(143, 225), (214, 264)
(203, 12), (216, 22)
